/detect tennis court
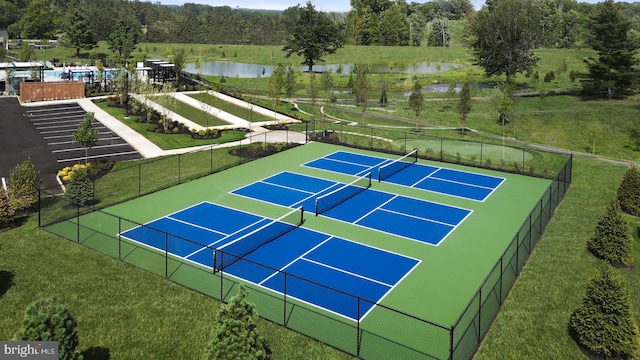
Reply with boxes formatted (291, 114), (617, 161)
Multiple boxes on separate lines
(303, 150), (504, 201)
(231, 171), (471, 245)
(119, 202), (419, 320)
(42, 141), (557, 359)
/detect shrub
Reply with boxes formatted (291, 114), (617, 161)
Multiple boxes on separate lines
(484, 158), (492, 168)
(569, 264), (638, 358)
(587, 199), (633, 266)
(0, 189), (15, 228)
(64, 166), (93, 206)
(14, 297), (83, 360)
(8, 158), (41, 211)
(617, 165), (640, 216)
(203, 285), (270, 360)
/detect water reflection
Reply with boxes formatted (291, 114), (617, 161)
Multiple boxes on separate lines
(402, 82), (495, 95)
(184, 61), (460, 78)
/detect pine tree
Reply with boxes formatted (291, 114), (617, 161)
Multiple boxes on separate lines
(14, 297), (83, 360)
(569, 264), (639, 358)
(203, 285), (270, 360)
(617, 165), (640, 216)
(583, 0), (637, 99)
(0, 189), (15, 228)
(587, 199), (632, 266)
(64, 166), (93, 206)
(62, 8), (97, 57)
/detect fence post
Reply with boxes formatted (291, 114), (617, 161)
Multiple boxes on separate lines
(283, 273), (287, 326)
(449, 325), (455, 360)
(477, 288), (482, 343)
(210, 145), (213, 174)
(178, 154), (181, 184)
(38, 189), (41, 227)
(138, 163), (141, 197)
(165, 233), (168, 278)
(515, 233), (520, 276)
(357, 298), (361, 357)
(76, 204), (80, 243)
(440, 137), (443, 161)
(480, 142), (483, 166)
(118, 217), (122, 260)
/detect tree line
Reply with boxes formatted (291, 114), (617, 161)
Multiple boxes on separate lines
(6, 0), (640, 49)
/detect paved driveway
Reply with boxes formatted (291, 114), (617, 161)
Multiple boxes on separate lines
(0, 97), (141, 190)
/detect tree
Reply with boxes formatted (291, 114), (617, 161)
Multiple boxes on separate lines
(0, 188), (15, 228)
(428, 17), (452, 47)
(64, 165), (93, 206)
(496, 87), (513, 126)
(61, 8), (97, 57)
(14, 297), (82, 360)
(587, 199), (633, 266)
(457, 81), (473, 134)
(569, 264), (638, 359)
(282, 1), (344, 73)
(465, 0), (542, 85)
(308, 72), (319, 106)
(351, 63), (371, 126)
(379, 3), (410, 46)
(408, 80), (424, 130)
(583, 0), (637, 99)
(617, 165), (640, 217)
(18, 43), (36, 62)
(203, 285), (270, 360)
(283, 65), (298, 102)
(629, 124), (640, 150)
(8, 159), (40, 211)
(73, 112), (98, 164)
(155, 83), (177, 132)
(108, 19), (139, 64)
(171, 47), (187, 84)
(16, 0), (56, 39)
(268, 64), (286, 121)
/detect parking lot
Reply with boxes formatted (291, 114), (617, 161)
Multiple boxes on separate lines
(1, 98), (141, 190)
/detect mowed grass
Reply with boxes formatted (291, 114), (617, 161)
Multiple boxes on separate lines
(148, 95), (230, 127)
(476, 157), (640, 359)
(96, 101), (246, 150)
(187, 92), (274, 123)
(0, 216), (354, 359)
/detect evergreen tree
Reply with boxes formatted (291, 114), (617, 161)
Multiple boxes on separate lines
(108, 19), (140, 64)
(0, 189), (15, 228)
(14, 297), (83, 360)
(569, 264), (639, 358)
(203, 285), (270, 360)
(62, 8), (97, 57)
(617, 165), (640, 216)
(72, 112), (98, 164)
(583, 0), (637, 99)
(428, 17), (452, 47)
(8, 158), (40, 211)
(587, 199), (633, 266)
(64, 166), (93, 206)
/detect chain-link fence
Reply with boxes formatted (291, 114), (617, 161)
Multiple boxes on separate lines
(39, 123), (572, 359)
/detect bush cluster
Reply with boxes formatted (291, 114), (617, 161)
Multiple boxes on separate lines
(8, 159), (40, 211)
(58, 163), (92, 183)
(63, 166), (94, 206)
(0, 189), (15, 228)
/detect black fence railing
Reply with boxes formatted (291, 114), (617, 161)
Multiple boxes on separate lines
(39, 123), (572, 360)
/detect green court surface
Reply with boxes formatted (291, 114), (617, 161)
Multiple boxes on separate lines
(44, 142), (552, 359)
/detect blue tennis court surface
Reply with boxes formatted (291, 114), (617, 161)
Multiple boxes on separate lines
(120, 202), (420, 321)
(303, 151), (505, 201)
(231, 172), (472, 246)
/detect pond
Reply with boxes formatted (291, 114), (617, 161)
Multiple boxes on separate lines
(401, 82), (496, 95)
(184, 61), (460, 78)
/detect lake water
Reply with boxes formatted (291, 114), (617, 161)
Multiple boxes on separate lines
(184, 61), (460, 78)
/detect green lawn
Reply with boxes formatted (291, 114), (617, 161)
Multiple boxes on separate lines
(187, 92), (275, 123)
(96, 100), (246, 150)
(148, 95), (231, 127)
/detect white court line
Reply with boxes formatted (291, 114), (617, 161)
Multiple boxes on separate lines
(259, 235), (333, 286)
(302, 257), (394, 288)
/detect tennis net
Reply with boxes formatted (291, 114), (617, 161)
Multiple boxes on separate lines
(213, 206), (304, 272)
(378, 149), (418, 182)
(315, 172), (372, 216)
